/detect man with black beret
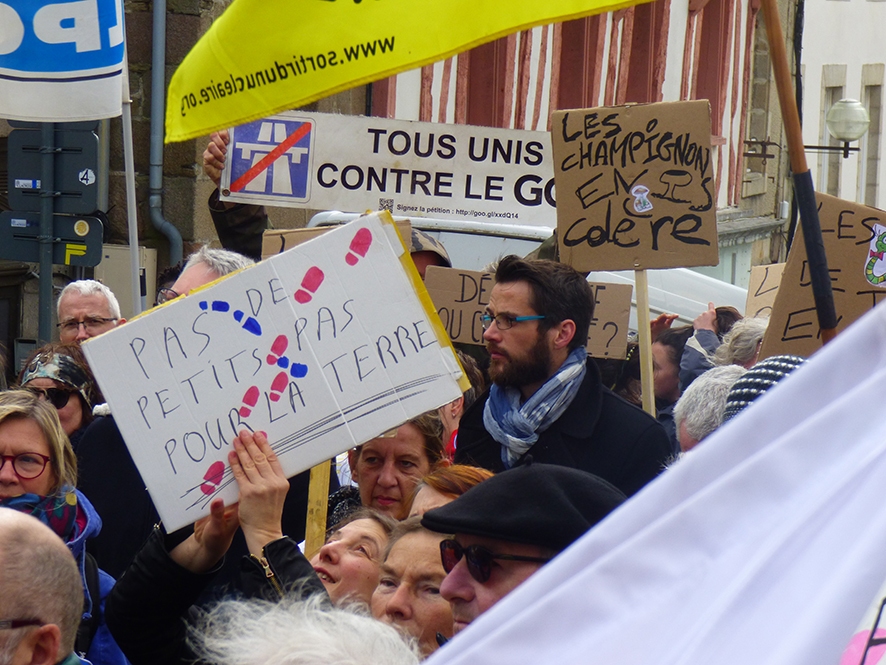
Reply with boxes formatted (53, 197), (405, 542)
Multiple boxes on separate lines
(421, 462), (625, 636)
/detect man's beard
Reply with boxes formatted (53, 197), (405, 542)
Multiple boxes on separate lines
(488, 333), (552, 389)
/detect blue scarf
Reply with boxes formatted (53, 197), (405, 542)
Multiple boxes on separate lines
(483, 347), (587, 468)
(0, 486), (79, 543)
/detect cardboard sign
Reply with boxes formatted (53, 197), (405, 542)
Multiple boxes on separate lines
(551, 101), (719, 272)
(745, 263), (785, 319)
(82, 213), (467, 531)
(760, 194), (886, 359)
(261, 221), (412, 259)
(220, 111), (555, 227)
(586, 281), (633, 358)
(423, 266), (632, 358)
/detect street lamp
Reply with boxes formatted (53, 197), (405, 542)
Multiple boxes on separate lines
(825, 98), (871, 158)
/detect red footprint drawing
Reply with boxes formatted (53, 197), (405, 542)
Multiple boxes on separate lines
(200, 461), (225, 496)
(346, 228), (372, 266)
(267, 334), (288, 365)
(294, 266), (324, 304)
(239, 386), (260, 417)
(269, 372), (288, 402)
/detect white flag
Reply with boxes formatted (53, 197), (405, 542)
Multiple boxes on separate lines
(427, 299), (886, 665)
(0, 0), (125, 121)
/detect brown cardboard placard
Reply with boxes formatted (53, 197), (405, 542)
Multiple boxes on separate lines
(262, 220), (412, 259)
(759, 194), (886, 359)
(424, 267), (494, 347)
(745, 263), (785, 319)
(551, 101), (719, 272)
(586, 281), (633, 358)
(424, 266), (632, 358)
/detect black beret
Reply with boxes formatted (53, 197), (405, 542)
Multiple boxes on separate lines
(421, 463), (626, 552)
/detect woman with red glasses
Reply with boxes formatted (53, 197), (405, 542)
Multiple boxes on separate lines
(0, 390), (127, 665)
(17, 343), (102, 448)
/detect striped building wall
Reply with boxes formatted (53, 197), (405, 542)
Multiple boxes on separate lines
(370, 0), (787, 219)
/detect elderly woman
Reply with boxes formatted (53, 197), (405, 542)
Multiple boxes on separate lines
(399, 464), (494, 519)
(17, 342), (102, 448)
(0, 390), (127, 665)
(328, 412), (445, 527)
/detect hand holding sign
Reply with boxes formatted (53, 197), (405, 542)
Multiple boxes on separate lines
(230, 430), (289, 557)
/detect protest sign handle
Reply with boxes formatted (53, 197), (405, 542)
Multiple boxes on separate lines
(635, 269), (656, 417)
(760, 0), (837, 344)
(304, 460), (331, 559)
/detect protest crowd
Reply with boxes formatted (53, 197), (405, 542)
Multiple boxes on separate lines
(0, 132), (818, 665)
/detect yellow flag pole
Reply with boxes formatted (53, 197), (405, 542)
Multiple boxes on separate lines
(304, 459), (331, 558)
(635, 269), (656, 417)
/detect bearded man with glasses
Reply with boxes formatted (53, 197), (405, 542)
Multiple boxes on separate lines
(421, 463), (625, 637)
(454, 255), (672, 497)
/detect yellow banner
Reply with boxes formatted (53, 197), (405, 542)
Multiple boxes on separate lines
(165, 0), (651, 143)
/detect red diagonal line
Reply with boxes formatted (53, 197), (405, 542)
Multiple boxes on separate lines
(231, 123), (311, 193)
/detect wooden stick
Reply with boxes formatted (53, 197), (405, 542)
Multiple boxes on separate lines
(635, 269), (656, 417)
(304, 459), (331, 558)
(760, 0), (837, 344)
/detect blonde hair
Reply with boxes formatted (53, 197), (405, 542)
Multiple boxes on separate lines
(0, 390), (77, 494)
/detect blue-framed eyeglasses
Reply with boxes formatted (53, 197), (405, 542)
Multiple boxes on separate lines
(480, 313), (546, 331)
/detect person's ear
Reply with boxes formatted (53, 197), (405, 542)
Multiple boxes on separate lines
(347, 448), (360, 484)
(117, 317), (127, 325)
(19, 624), (61, 665)
(550, 319), (576, 350)
(451, 395), (464, 418)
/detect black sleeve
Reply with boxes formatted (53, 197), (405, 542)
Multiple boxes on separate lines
(208, 189), (270, 261)
(238, 537), (328, 602)
(105, 528), (219, 665)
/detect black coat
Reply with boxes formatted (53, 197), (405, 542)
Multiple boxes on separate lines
(105, 528), (325, 665)
(454, 362), (672, 497)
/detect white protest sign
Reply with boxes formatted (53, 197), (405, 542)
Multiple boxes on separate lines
(83, 213), (466, 531)
(219, 111), (555, 226)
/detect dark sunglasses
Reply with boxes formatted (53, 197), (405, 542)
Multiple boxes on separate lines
(439, 538), (551, 583)
(25, 386), (76, 410)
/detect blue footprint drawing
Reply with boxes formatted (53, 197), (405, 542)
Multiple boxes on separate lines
(200, 300), (262, 336)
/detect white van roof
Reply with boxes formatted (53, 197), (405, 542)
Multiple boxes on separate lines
(309, 211), (749, 328)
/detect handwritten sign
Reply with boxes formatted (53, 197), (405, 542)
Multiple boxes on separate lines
(82, 213), (467, 530)
(745, 263), (785, 318)
(423, 266), (632, 358)
(551, 101), (719, 272)
(759, 194), (886, 359)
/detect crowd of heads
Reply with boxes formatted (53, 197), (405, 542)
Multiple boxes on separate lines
(0, 236), (816, 665)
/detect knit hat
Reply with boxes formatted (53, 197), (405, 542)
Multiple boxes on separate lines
(421, 462), (625, 552)
(722, 355), (806, 422)
(409, 229), (451, 268)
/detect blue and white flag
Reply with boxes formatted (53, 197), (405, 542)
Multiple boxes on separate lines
(427, 299), (886, 665)
(0, 0), (125, 121)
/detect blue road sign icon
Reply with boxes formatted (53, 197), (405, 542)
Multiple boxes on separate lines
(226, 117), (313, 203)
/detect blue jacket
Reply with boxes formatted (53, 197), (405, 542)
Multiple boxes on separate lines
(68, 490), (131, 665)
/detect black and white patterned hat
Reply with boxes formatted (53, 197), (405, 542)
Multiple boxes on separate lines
(722, 355), (806, 421)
